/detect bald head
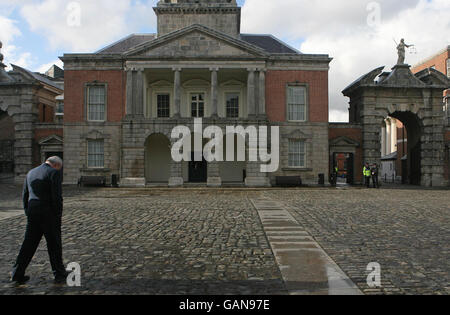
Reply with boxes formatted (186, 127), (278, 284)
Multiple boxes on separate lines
(46, 156), (63, 170)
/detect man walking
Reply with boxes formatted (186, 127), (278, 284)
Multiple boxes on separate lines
(11, 156), (68, 285)
(363, 163), (371, 188)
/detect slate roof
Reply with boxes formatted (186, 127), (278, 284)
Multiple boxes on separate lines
(240, 34), (301, 54)
(96, 34), (156, 54)
(11, 64), (63, 90)
(94, 32), (300, 55)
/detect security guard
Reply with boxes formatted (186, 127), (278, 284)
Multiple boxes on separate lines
(371, 163), (380, 188)
(363, 163), (371, 188)
(334, 166), (339, 186)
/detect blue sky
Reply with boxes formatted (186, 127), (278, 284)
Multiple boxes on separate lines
(0, 0), (447, 121)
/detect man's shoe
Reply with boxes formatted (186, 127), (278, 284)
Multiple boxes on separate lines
(11, 275), (30, 285)
(54, 271), (69, 284)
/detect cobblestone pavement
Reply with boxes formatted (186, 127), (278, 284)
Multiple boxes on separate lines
(267, 188), (450, 295)
(0, 184), (448, 295)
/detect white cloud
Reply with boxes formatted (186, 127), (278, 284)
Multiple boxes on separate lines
(35, 59), (64, 74)
(241, 0), (450, 122)
(0, 15), (34, 69)
(19, 0), (157, 52)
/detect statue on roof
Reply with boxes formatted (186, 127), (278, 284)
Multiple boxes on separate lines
(396, 38), (414, 65)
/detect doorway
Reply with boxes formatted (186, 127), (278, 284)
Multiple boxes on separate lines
(189, 152), (207, 183)
(332, 152), (354, 185)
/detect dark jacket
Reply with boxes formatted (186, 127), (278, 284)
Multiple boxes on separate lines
(22, 163), (63, 217)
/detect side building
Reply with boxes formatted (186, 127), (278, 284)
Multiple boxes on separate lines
(0, 43), (64, 184)
(61, 0), (332, 187)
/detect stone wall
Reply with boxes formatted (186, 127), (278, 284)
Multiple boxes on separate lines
(63, 123), (121, 185)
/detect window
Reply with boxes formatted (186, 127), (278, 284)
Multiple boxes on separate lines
(191, 93), (205, 118)
(447, 59), (450, 78)
(56, 101), (64, 115)
(287, 86), (306, 121)
(87, 140), (104, 168)
(87, 85), (106, 121)
(157, 94), (170, 118)
(288, 140), (306, 167)
(226, 93), (240, 118)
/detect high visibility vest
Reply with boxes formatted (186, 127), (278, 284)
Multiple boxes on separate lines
(363, 167), (371, 177)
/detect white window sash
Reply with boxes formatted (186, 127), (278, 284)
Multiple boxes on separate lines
(88, 140), (105, 168)
(88, 86), (106, 121)
(288, 140), (306, 167)
(287, 86), (306, 121)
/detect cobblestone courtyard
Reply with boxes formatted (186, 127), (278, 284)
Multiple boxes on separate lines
(0, 184), (448, 295)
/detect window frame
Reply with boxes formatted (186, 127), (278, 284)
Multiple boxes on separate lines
(286, 84), (308, 122)
(85, 83), (107, 122)
(288, 139), (306, 168)
(190, 92), (206, 118)
(225, 92), (240, 119)
(156, 93), (171, 118)
(446, 58), (450, 78)
(87, 139), (105, 169)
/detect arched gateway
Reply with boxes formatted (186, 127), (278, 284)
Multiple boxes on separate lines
(343, 63), (450, 187)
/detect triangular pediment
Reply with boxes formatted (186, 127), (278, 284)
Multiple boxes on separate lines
(284, 129), (311, 139)
(330, 136), (360, 147)
(125, 24), (268, 59)
(39, 135), (63, 145)
(415, 68), (450, 87)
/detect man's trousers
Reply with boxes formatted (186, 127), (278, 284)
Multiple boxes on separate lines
(14, 202), (65, 278)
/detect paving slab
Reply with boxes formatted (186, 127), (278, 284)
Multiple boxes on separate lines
(251, 198), (362, 295)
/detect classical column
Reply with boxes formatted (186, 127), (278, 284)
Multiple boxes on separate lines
(173, 68), (181, 118)
(386, 120), (391, 155)
(258, 69), (266, 118)
(210, 67), (219, 118)
(381, 124), (386, 157)
(247, 69), (256, 117)
(135, 69), (144, 116)
(125, 69), (133, 116)
(391, 119), (397, 153)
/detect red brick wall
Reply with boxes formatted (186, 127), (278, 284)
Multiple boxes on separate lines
(329, 126), (363, 183)
(38, 104), (55, 123)
(412, 49), (450, 76)
(266, 70), (329, 123)
(34, 128), (63, 142)
(64, 70), (125, 122)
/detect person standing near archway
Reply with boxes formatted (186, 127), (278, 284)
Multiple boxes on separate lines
(371, 163), (380, 188)
(363, 163), (371, 188)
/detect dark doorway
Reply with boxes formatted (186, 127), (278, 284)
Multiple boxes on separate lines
(332, 152), (354, 185)
(45, 152), (63, 160)
(189, 153), (207, 183)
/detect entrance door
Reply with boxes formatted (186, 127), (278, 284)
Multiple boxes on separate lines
(346, 153), (354, 184)
(189, 153), (207, 183)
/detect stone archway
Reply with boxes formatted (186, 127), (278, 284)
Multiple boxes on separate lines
(343, 63), (449, 187)
(144, 133), (171, 183)
(380, 111), (424, 185)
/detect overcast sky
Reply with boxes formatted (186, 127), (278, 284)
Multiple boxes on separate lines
(0, 0), (448, 122)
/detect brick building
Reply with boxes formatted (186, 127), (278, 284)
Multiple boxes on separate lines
(61, 0), (332, 187)
(412, 46), (450, 77)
